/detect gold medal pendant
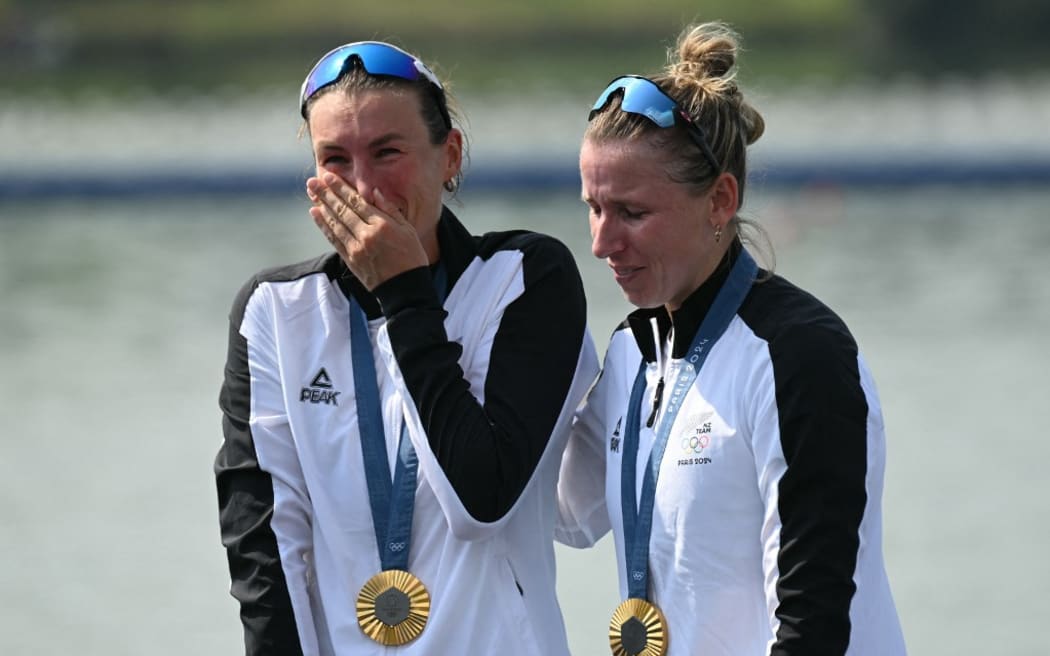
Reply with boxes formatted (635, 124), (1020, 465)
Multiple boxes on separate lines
(609, 598), (668, 656)
(356, 569), (430, 646)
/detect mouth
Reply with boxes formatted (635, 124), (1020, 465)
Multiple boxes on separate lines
(610, 264), (643, 285)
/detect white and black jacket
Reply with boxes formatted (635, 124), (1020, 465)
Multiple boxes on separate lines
(557, 242), (906, 655)
(216, 208), (599, 655)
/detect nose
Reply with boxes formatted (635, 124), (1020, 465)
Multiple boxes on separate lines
(347, 165), (379, 205)
(590, 214), (622, 260)
(322, 158), (378, 205)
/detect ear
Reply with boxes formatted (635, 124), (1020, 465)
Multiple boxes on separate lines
(442, 128), (464, 182)
(708, 172), (740, 229)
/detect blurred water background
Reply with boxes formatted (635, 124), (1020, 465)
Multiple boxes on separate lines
(2, 1), (1050, 654)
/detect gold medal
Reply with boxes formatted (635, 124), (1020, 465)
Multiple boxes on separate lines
(608, 597), (668, 656)
(356, 569), (430, 646)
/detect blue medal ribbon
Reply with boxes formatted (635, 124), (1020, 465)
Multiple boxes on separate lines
(349, 265), (447, 572)
(620, 250), (757, 600)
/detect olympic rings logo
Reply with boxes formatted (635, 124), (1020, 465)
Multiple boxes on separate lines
(682, 434), (710, 454)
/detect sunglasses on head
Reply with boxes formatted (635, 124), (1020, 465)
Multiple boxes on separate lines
(299, 41), (451, 128)
(590, 75), (721, 174)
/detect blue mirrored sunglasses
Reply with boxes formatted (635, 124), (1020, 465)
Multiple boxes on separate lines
(590, 75), (721, 174)
(299, 41), (451, 128)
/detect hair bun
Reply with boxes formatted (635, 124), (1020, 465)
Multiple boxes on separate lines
(673, 22), (740, 81)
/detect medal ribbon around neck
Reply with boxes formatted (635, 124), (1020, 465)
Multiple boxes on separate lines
(611, 249), (757, 656)
(349, 265), (447, 646)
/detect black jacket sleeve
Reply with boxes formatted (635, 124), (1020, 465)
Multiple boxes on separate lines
(214, 278), (304, 656)
(373, 234), (587, 522)
(767, 320), (869, 655)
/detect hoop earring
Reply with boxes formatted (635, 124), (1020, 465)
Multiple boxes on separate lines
(714, 225), (723, 243)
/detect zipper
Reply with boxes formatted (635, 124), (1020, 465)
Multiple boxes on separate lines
(645, 377), (665, 428)
(646, 318), (670, 429)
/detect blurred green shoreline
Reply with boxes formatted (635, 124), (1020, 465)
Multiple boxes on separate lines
(5, 0), (1049, 98)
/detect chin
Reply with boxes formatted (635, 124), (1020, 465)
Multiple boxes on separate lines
(621, 289), (658, 310)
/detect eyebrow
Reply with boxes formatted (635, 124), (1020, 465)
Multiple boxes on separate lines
(317, 132), (407, 152)
(367, 132), (406, 149)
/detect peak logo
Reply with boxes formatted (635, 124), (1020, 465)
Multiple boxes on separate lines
(300, 368), (340, 405)
(610, 417), (622, 453)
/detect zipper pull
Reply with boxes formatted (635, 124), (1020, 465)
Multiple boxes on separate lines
(645, 377), (665, 428)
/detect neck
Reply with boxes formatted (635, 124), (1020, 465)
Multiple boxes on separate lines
(420, 213), (443, 264)
(423, 236), (441, 264)
(664, 239), (735, 314)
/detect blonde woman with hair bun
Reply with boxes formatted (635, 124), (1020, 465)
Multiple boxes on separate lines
(557, 21), (907, 656)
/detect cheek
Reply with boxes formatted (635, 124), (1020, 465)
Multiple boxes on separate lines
(315, 159), (351, 179)
(388, 160), (424, 192)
